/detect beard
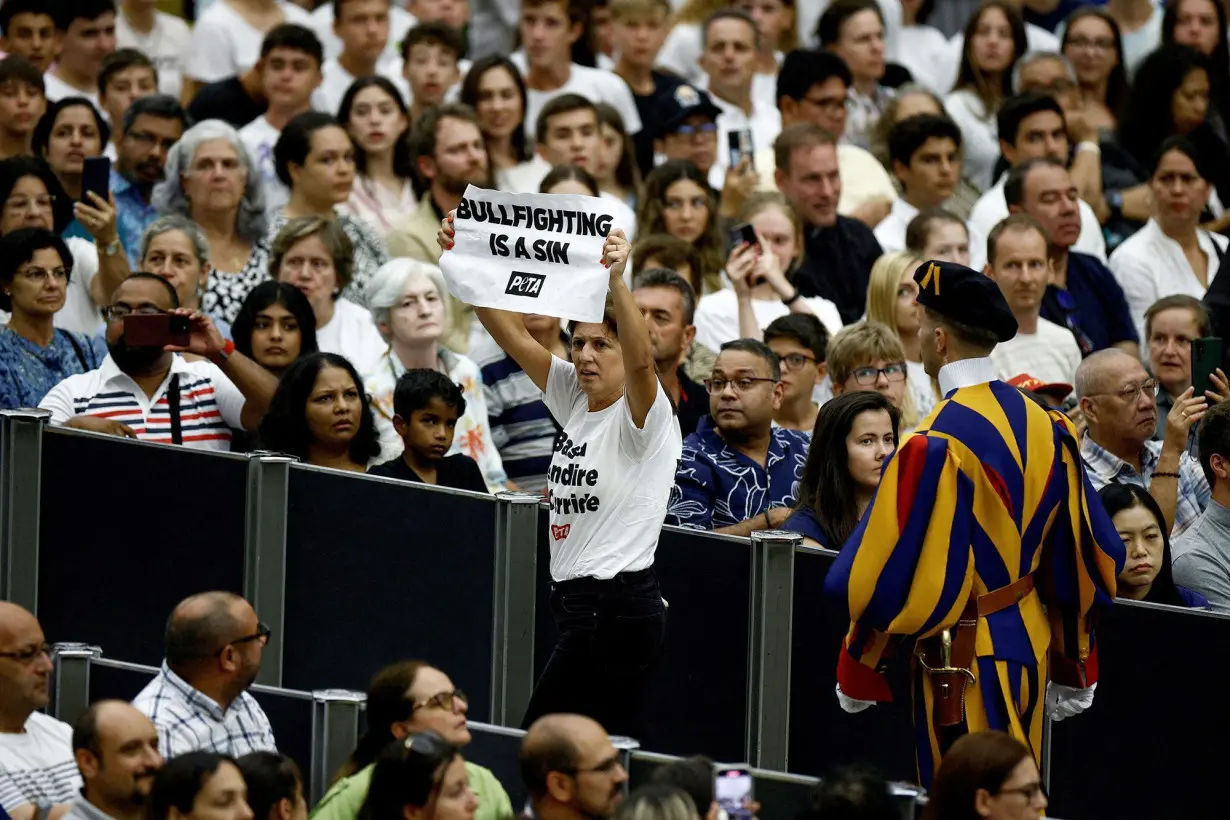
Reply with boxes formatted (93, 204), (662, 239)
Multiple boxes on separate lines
(107, 335), (165, 373)
(439, 165), (492, 195)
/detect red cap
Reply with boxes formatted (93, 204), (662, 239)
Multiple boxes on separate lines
(1007, 373), (1073, 398)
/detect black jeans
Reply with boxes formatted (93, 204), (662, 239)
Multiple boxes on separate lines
(521, 567), (667, 739)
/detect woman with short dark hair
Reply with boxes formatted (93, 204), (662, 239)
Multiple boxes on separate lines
(231, 282), (319, 378)
(235, 753), (307, 820)
(360, 733), (477, 820)
(1100, 482), (1210, 607)
(148, 752), (254, 820)
(922, 731), (1046, 820)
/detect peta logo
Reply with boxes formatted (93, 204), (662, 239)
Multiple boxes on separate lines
(506, 271), (546, 297)
(550, 523), (571, 541)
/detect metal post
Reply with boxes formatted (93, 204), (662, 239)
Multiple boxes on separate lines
(610, 735), (641, 795)
(490, 491), (541, 728)
(49, 643), (101, 724)
(0, 409), (50, 612)
(244, 453), (296, 687)
(309, 689), (365, 805)
(1040, 712), (1052, 793)
(745, 530), (799, 770)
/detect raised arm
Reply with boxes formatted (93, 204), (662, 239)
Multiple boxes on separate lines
(604, 230), (658, 428)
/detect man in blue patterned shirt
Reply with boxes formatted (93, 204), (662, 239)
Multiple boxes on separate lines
(111, 95), (186, 267)
(667, 339), (809, 534)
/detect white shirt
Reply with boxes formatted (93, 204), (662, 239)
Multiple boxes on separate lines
(317, 55), (411, 115)
(710, 92), (782, 189)
(1117, 6), (1164, 79)
(309, 2), (416, 62)
(939, 23), (1061, 97)
(938, 353), (996, 396)
(1109, 218), (1229, 344)
(509, 53), (642, 140)
(54, 238), (102, 337)
(967, 174), (1108, 263)
(133, 663), (277, 758)
(185, 0), (312, 84)
(696, 52), (783, 116)
(798, 0), (904, 61)
(874, 197), (987, 270)
(897, 25), (952, 96)
(693, 289), (843, 352)
(115, 9), (193, 98)
(655, 22), (704, 85)
(944, 88), (1000, 193)
(989, 316), (1082, 390)
(541, 355), (682, 581)
(41, 72), (101, 113)
(0, 712), (80, 812)
(906, 358), (937, 416)
(316, 297), (388, 374)
(238, 116), (290, 217)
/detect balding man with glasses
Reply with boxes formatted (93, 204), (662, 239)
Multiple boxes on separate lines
(1077, 348), (1210, 536)
(132, 592), (276, 759)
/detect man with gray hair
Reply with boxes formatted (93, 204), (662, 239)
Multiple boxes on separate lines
(112, 94), (188, 267)
(132, 592), (276, 759)
(632, 268), (709, 437)
(1077, 348), (1210, 535)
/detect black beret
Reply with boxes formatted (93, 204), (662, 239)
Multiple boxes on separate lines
(914, 260), (1018, 343)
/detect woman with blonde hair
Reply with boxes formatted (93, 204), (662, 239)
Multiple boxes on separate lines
(614, 785), (701, 820)
(865, 250), (938, 416)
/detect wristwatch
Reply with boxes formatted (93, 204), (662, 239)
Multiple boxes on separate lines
(101, 239), (122, 257)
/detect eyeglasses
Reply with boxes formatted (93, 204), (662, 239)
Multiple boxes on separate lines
(801, 95), (850, 114)
(125, 131), (179, 152)
(1090, 379), (1158, 403)
(1066, 36), (1114, 52)
(778, 353), (816, 371)
(849, 363), (907, 386)
(671, 122), (717, 137)
(214, 622), (271, 655)
(704, 377), (777, 394)
(559, 755), (625, 777)
(4, 194), (55, 213)
(103, 304), (165, 321)
(412, 689), (468, 713)
(16, 266), (68, 284)
(998, 781), (1047, 802)
(0, 643), (51, 665)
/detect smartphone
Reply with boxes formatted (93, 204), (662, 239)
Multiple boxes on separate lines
(81, 156), (111, 204)
(727, 128), (754, 171)
(714, 765), (753, 820)
(726, 222), (758, 249)
(1192, 337), (1223, 400)
(123, 313), (191, 348)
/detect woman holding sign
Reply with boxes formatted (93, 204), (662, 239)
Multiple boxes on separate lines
(438, 213), (683, 738)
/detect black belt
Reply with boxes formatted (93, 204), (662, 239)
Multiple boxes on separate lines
(553, 566), (656, 592)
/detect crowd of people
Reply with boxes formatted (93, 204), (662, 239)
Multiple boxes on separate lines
(1, 0), (1230, 814)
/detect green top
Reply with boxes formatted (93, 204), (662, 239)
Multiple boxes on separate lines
(310, 761), (514, 820)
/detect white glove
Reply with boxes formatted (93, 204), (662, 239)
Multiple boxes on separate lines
(836, 683), (876, 714)
(1047, 681), (1096, 721)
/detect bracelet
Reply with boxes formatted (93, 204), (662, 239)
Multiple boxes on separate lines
(1152, 471), (1180, 479)
(1075, 140), (1101, 156)
(209, 338), (235, 365)
(781, 288), (802, 306)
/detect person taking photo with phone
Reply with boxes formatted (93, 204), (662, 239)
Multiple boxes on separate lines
(438, 214), (682, 741)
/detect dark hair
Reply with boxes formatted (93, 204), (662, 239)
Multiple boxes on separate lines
(1199, 400), (1230, 485)
(701, 8), (759, 50)
(0, 56), (43, 95)
(632, 267), (697, 325)
(801, 764), (898, 820)
(120, 94), (187, 137)
(986, 211), (1048, 264)
(519, 727), (581, 800)
(953, 1), (1027, 112)
(566, 297), (620, 339)
(231, 281), (319, 365)
(340, 661), (432, 779)
(360, 733), (461, 820)
(718, 338), (781, 380)
(274, 110), (345, 188)
(796, 391), (899, 546)
(922, 731), (1031, 820)
(1144, 293), (1210, 340)
(887, 114), (962, 172)
(637, 159), (723, 288)
(648, 755), (714, 814)
(460, 56), (531, 163)
(904, 207), (967, 253)
(121, 271), (180, 308)
(99, 47), (156, 96)
(817, 0), (883, 47)
(71, 700), (111, 756)
(52, 0), (115, 32)
(923, 306), (998, 351)
(1149, 133), (1213, 180)
(408, 102), (481, 197)
(764, 313), (828, 361)
(32, 97), (111, 159)
(339, 76), (413, 179)
(594, 102), (641, 197)
(258, 352), (382, 466)
(1097, 482), (1192, 607)
(148, 752), (237, 820)
(1061, 7), (1129, 116)
(401, 21), (464, 64)
(1003, 155), (1065, 208)
(163, 591), (242, 669)
(632, 233), (704, 295)
(0, 227), (72, 312)
(540, 163), (599, 195)
(0, 0), (53, 35)
(1118, 45), (1211, 169)
(535, 93), (597, 145)
(392, 369), (467, 420)
(260, 23), (324, 66)
(776, 50), (851, 110)
(996, 92), (1064, 150)
(236, 753), (303, 820)
(1162, 0), (1229, 102)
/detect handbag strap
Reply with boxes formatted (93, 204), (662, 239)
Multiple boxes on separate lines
(57, 329), (89, 371)
(168, 373), (182, 446)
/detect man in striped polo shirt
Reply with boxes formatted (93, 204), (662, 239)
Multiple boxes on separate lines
(40, 274), (277, 450)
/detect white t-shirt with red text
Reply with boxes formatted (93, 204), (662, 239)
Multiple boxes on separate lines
(541, 356), (681, 582)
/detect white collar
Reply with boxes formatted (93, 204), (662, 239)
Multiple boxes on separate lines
(938, 356), (997, 397)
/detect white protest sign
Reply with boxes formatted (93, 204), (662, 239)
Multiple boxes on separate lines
(438, 185), (620, 322)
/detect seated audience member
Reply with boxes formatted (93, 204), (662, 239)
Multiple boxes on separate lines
(1102, 483), (1209, 609)
(133, 592), (277, 758)
(66, 702), (163, 820)
(114, 0), (192, 100)
(827, 320), (916, 431)
(865, 251), (936, 416)
(1173, 401), (1230, 609)
(258, 351), (382, 472)
(653, 84), (722, 193)
(502, 96), (612, 207)
(315, 0), (409, 117)
(763, 314), (827, 433)
(784, 391), (898, 549)
(147, 753), (252, 820)
(798, 764), (898, 820)
(1005, 157), (1137, 356)
(363, 259), (506, 488)
(518, 715), (628, 820)
(817, 0), (891, 151)
(637, 160), (724, 296)
(0, 2), (56, 75)
(361, 732), (477, 820)
(924, 732), (1046, 820)
(312, 662), (512, 820)
(138, 215), (234, 343)
(1146, 295), (1220, 451)
(461, 56), (534, 190)
(758, 50), (897, 226)
(607, 0), (678, 176)
(368, 370), (489, 493)
(111, 95), (188, 267)
(401, 23), (463, 122)
(231, 282), (319, 379)
(1005, 373), (1072, 409)
(234, 753), (306, 820)
(632, 233), (703, 298)
(0, 602), (79, 816)
(612, 786), (698, 820)
(340, 77), (415, 241)
(0, 57), (46, 160)
(31, 98), (110, 223)
(984, 214), (1081, 389)
(1111, 136), (1230, 344)
(0, 228), (103, 410)
(1076, 348), (1209, 535)
(271, 216), (387, 375)
(97, 49), (158, 160)
(632, 268), (709, 438)
(695, 193), (842, 352)
(39, 274), (277, 448)
(648, 757), (715, 819)
(904, 208), (971, 267)
(43, 1), (118, 108)
(668, 339), (810, 533)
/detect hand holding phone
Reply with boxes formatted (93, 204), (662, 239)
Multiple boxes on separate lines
(1191, 337), (1223, 400)
(714, 766), (753, 820)
(122, 313), (191, 348)
(81, 156), (111, 204)
(727, 129), (754, 172)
